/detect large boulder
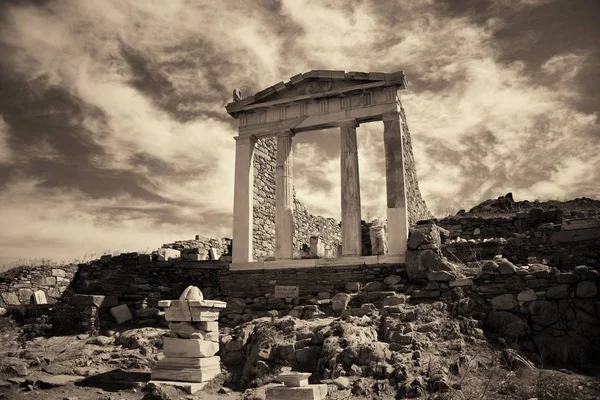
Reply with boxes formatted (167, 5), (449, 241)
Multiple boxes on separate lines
(406, 249), (457, 281)
(407, 223), (442, 250)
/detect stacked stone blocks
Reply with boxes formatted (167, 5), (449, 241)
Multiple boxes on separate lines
(151, 286), (226, 391)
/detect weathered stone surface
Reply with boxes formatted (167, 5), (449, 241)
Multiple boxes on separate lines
(110, 304), (133, 324)
(517, 289), (537, 302)
(382, 294), (407, 307)
(157, 248), (181, 261)
(32, 290), (47, 305)
(576, 281), (597, 298)
(276, 372), (311, 387)
(497, 259), (517, 275)
(428, 271), (455, 282)
(265, 384), (328, 400)
(345, 282), (361, 292)
(486, 310), (530, 338)
(331, 293), (352, 312)
(151, 367), (220, 383)
(1, 292), (20, 305)
(383, 275), (401, 285)
(163, 337), (219, 358)
(51, 269), (66, 278)
(505, 276), (526, 292)
(364, 281), (385, 292)
(546, 284), (570, 299)
(406, 249), (456, 281)
(528, 301), (558, 326)
(449, 278), (473, 287)
(491, 294), (518, 310)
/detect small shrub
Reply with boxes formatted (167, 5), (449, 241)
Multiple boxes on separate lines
(19, 314), (52, 343)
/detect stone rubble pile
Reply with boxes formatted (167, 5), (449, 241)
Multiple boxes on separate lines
(150, 286), (227, 392)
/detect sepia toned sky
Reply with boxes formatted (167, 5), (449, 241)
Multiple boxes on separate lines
(0, 0), (598, 266)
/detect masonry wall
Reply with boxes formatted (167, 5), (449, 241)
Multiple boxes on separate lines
(253, 137), (341, 260)
(406, 222), (600, 366)
(0, 264), (78, 306)
(431, 208), (600, 269)
(399, 98), (430, 225)
(69, 255), (397, 307)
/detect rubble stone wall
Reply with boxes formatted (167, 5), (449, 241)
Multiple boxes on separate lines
(253, 137), (341, 260)
(161, 237), (231, 259)
(442, 237), (600, 270)
(399, 99), (430, 225)
(407, 222), (600, 366)
(67, 253), (397, 309)
(0, 264), (78, 306)
(434, 209), (564, 239)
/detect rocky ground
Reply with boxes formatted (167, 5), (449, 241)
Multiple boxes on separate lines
(1, 299), (599, 400)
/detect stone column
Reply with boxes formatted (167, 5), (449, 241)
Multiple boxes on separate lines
(339, 119), (362, 256)
(383, 111), (408, 255)
(232, 134), (256, 263)
(275, 130), (294, 259)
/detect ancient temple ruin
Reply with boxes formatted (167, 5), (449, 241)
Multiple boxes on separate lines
(226, 70), (428, 264)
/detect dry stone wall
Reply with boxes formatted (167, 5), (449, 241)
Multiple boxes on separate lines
(399, 99), (430, 224)
(252, 103), (430, 259)
(161, 236), (231, 260)
(406, 222), (600, 366)
(0, 264), (78, 306)
(253, 137), (341, 259)
(429, 208), (600, 269)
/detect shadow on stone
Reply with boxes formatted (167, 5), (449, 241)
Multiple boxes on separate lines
(75, 369), (151, 392)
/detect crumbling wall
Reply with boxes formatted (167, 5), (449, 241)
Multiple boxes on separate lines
(406, 222), (600, 366)
(253, 137), (341, 260)
(0, 264), (78, 306)
(399, 98), (430, 224)
(161, 236), (231, 260)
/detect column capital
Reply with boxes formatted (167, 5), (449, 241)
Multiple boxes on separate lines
(337, 119), (359, 128)
(234, 134), (257, 144)
(382, 110), (403, 122)
(276, 129), (295, 138)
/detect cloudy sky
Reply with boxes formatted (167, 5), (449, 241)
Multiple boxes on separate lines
(0, 0), (598, 266)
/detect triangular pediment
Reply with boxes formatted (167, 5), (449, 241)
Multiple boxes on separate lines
(226, 70), (406, 116)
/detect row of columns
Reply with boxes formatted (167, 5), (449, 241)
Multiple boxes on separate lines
(232, 111), (408, 263)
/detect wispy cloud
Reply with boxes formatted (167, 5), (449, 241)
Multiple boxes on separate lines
(0, 0), (598, 265)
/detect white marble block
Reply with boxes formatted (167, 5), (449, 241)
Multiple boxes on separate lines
(163, 337), (219, 358)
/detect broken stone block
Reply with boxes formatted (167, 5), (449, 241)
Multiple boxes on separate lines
(110, 304), (133, 324)
(209, 248), (221, 260)
(1, 292), (20, 305)
(51, 269), (66, 278)
(163, 337), (219, 358)
(72, 295), (118, 308)
(151, 366), (220, 383)
(331, 293), (351, 312)
(276, 372), (311, 387)
(32, 290), (47, 305)
(157, 248), (181, 261)
(266, 384), (328, 400)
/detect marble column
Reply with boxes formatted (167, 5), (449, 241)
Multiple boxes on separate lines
(382, 111), (408, 255)
(232, 134), (257, 263)
(275, 130), (294, 259)
(339, 119), (362, 256)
